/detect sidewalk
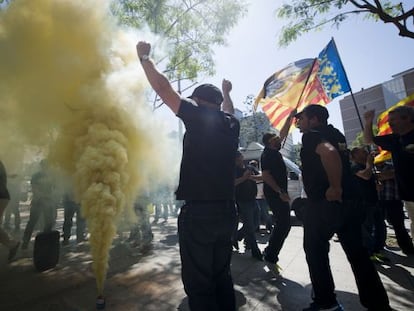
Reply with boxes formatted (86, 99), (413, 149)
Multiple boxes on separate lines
(1, 211), (413, 311)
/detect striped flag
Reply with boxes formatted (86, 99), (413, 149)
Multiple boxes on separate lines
(255, 39), (350, 131)
(374, 93), (414, 164)
(377, 93), (414, 136)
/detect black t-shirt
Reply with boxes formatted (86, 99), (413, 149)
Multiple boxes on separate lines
(351, 163), (378, 203)
(300, 125), (355, 201)
(235, 166), (257, 201)
(260, 147), (287, 198)
(175, 99), (240, 201)
(373, 130), (414, 201)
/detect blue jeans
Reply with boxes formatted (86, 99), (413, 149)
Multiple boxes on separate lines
(236, 200), (260, 254)
(178, 200), (237, 311)
(257, 198), (272, 228)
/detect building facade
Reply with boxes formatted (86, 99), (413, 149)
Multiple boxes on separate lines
(339, 68), (414, 144)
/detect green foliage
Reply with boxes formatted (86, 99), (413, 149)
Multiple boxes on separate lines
(277, 0), (414, 47)
(351, 126), (378, 148)
(291, 143), (302, 166)
(111, 0), (248, 83)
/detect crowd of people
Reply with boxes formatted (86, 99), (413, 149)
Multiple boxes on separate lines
(136, 39), (413, 311)
(0, 159), (180, 261)
(1, 39), (412, 311)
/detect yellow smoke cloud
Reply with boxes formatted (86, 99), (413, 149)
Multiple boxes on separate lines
(0, 0), (179, 294)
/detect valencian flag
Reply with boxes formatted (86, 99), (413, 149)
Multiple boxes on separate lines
(255, 38), (351, 131)
(374, 93), (414, 164)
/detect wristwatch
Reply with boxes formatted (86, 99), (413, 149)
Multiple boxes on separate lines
(140, 54), (150, 62)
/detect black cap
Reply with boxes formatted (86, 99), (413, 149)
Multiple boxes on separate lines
(295, 104), (329, 122)
(189, 84), (223, 106)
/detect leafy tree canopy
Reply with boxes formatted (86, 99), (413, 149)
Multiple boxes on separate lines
(277, 0), (414, 46)
(1, 0), (247, 86)
(111, 0), (247, 83)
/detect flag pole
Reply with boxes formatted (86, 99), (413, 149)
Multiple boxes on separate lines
(294, 58), (318, 110)
(281, 58), (317, 147)
(331, 38), (364, 130)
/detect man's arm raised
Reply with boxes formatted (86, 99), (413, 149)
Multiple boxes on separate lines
(363, 110), (376, 144)
(221, 79), (234, 115)
(279, 109), (297, 141)
(136, 41), (181, 114)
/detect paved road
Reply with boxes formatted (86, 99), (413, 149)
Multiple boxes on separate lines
(1, 209), (413, 311)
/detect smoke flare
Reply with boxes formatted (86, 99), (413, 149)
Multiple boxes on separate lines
(0, 0), (175, 294)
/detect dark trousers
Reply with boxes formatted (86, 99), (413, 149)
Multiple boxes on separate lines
(22, 200), (56, 246)
(3, 199), (20, 230)
(303, 199), (390, 310)
(178, 200), (237, 311)
(236, 200), (260, 254)
(361, 201), (386, 254)
(380, 200), (414, 253)
(263, 195), (291, 263)
(63, 201), (86, 241)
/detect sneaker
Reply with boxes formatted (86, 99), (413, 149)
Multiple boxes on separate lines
(76, 236), (88, 244)
(8, 241), (20, 262)
(370, 254), (386, 264)
(303, 302), (344, 311)
(265, 261), (282, 275)
(373, 252), (391, 263)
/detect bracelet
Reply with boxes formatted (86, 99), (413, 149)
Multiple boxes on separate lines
(140, 54), (150, 62)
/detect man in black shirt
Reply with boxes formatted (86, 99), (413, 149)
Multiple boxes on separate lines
(137, 41), (240, 311)
(364, 106), (414, 248)
(260, 133), (291, 273)
(350, 147), (386, 261)
(295, 105), (390, 311)
(234, 151), (262, 260)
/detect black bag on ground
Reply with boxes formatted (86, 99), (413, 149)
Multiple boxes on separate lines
(33, 230), (60, 272)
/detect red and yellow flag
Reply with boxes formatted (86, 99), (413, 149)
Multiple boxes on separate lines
(374, 93), (414, 164)
(255, 39), (350, 131)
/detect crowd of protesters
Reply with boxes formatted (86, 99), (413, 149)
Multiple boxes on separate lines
(1, 38), (413, 311)
(136, 40), (414, 311)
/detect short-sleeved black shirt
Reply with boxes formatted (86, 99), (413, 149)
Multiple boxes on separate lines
(175, 99), (240, 201)
(373, 130), (414, 201)
(235, 166), (257, 201)
(351, 163), (378, 204)
(300, 125), (355, 201)
(260, 147), (287, 198)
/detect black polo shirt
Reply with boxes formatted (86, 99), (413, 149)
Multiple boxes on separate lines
(300, 125), (355, 201)
(175, 99), (240, 201)
(260, 147), (287, 198)
(373, 130), (414, 201)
